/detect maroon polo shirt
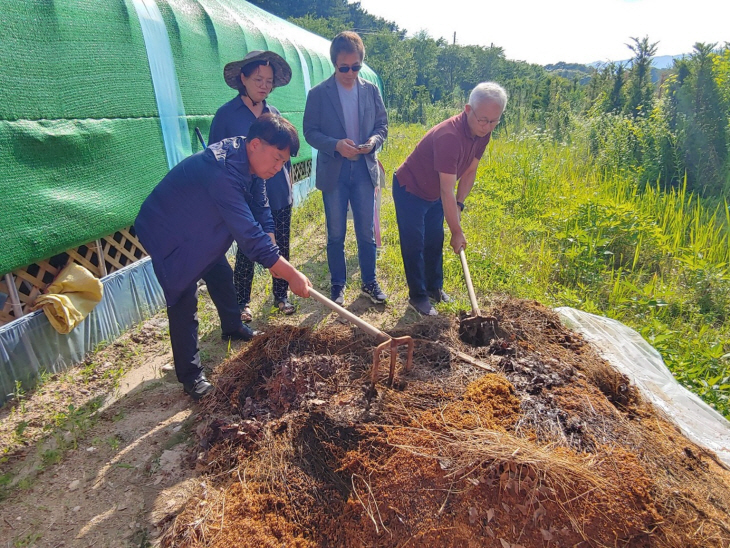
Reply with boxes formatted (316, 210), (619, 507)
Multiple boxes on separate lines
(395, 111), (491, 201)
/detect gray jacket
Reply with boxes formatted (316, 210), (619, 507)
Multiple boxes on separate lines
(303, 75), (388, 192)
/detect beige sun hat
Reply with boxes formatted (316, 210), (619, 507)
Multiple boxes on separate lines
(223, 50), (292, 90)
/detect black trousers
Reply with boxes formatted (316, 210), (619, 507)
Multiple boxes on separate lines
(233, 205), (292, 306)
(167, 255), (241, 386)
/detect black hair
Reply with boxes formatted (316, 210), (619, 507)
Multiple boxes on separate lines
(248, 113), (300, 157)
(330, 31), (364, 66)
(237, 60), (276, 98)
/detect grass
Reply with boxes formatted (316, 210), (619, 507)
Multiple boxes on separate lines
(162, 415), (196, 450)
(1, 388), (112, 499)
(12, 531), (43, 547)
(377, 122), (730, 418)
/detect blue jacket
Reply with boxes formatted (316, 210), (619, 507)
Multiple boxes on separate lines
(135, 137), (278, 306)
(209, 97), (293, 211)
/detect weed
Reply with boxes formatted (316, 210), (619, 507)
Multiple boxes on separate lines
(0, 472), (12, 499)
(12, 421), (28, 444)
(112, 410), (126, 422)
(16, 476), (34, 490)
(38, 369), (53, 385)
(163, 417), (195, 450)
(13, 531), (42, 547)
(41, 449), (62, 466)
(8, 380), (28, 414)
(104, 365), (126, 387)
(107, 435), (121, 451)
(52, 397), (103, 449)
(130, 526), (151, 548)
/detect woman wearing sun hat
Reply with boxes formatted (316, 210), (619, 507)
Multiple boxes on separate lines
(209, 50), (297, 320)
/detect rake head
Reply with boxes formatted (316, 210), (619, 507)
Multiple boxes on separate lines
(370, 335), (414, 386)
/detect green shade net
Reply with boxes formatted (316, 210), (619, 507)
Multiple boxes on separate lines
(0, 0), (381, 276)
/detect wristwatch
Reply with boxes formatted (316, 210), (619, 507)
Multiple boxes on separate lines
(457, 201), (465, 212)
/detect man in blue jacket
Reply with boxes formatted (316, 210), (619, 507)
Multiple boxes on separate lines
(135, 114), (311, 400)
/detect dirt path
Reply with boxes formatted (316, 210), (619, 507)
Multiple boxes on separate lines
(0, 316), (204, 547)
(0, 200), (343, 548)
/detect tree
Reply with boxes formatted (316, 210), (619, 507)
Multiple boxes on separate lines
(623, 36), (658, 117)
(588, 63), (626, 114)
(675, 43), (727, 195)
(250, 0), (397, 33)
(464, 44), (507, 86)
(362, 31), (416, 116)
(288, 14), (349, 40)
(410, 31), (441, 94)
(608, 63), (627, 113)
(436, 44), (473, 103)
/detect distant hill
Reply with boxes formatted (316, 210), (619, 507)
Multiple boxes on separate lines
(544, 62), (594, 84)
(651, 54), (688, 69)
(543, 53), (687, 84)
(588, 53), (687, 69)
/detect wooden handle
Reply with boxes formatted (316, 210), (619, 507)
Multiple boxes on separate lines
(308, 288), (386, 339)
(459, 249), (481, 317)
(454, 350), (496, 372)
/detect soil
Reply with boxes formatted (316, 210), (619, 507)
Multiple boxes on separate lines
(2, 296), (730, 548)
(0, 316), (202, 547)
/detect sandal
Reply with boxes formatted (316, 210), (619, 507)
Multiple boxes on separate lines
(276, 298), (296, 316)
(240, 305), (253, 323)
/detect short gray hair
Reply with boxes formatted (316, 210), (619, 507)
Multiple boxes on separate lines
(468, 82), (508, 111)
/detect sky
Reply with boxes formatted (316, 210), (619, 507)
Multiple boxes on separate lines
(355, 0), (729, 66)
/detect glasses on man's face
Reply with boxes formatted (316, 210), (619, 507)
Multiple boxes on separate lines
(337, 64), (362, 73)
(474, 114), (501, 126)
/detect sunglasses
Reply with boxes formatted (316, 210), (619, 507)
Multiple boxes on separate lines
(337, 64), (362, 73)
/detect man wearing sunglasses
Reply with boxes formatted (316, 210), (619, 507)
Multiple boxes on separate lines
(392, 82), (508, 316)
(303, 31), (388, 307)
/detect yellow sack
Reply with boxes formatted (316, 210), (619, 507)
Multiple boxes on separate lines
(34, 263), (103, 334)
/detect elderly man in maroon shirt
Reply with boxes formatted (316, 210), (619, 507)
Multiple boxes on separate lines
(393, 82), (508, 316)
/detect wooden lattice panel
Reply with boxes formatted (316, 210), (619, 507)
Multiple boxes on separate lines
(66, 243), (102, 275)
(101, 227), (147, 274)
(291, 160), (312, 183)
(0, 226), (148, 327)
(0, 304), (13, 325)
(1, 257), (66, 323)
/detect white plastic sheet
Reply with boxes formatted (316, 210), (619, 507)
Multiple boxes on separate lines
(132, 0), (191, 169)
(556, 307), (730, 466)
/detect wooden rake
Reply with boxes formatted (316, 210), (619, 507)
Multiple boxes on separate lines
(309, 288), (414, 385)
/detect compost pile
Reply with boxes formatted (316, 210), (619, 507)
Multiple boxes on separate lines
(161, 297), (730, 547)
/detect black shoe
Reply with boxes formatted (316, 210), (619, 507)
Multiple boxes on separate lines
(429, 288), (452, 303)
(183, 374), (213, 401)
(409, 298), (438, 316)
(361, 281), (387, 304)
(331, 285), (345, 305)
(221, 324), (260, 341)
